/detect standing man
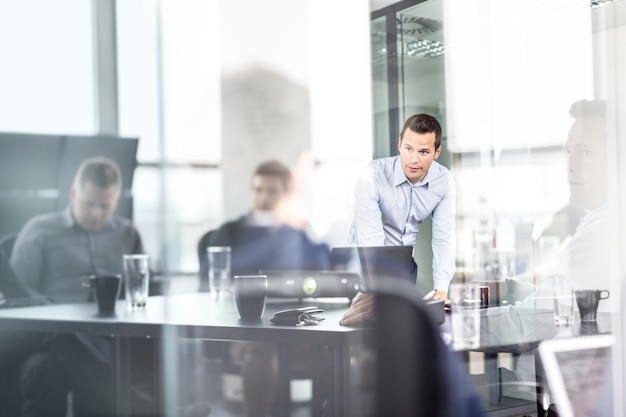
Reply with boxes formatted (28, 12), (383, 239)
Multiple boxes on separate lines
(9, 156), (145, 417)
(341, 113), (456, 325)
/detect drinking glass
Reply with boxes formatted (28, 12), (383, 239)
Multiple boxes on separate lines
(449, 283), (481, 349)
(551, 275), (574, 325)
(123, 254), (150, 309)
(207, 246), (232, 295)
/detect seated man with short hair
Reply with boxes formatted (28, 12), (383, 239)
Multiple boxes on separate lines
(9, 156), (146, 417)
(197, 160), (331, 417)
(198, 159), (330, 286)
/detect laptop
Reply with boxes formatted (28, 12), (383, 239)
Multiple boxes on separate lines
(330, 246), (416, 292)
(538, 334), (614, 417)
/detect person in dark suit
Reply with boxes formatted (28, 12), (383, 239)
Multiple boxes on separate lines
(198, 160), (330, 288)
(196, 160), (331, 417)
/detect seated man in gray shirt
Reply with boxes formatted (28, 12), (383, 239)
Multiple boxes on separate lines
(11, 157), (143, 303)
(9, 156), (145, 417)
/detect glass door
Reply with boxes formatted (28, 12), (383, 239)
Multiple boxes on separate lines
(370, 0), (446, 288)
(370, 0), (445, 159)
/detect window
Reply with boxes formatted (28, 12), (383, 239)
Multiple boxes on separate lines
(117, 0), (373, 273)
(0, 0), (95, 134)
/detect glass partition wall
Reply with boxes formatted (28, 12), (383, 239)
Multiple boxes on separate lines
(371, 0), (598, 289)
(1, 0), (624, 415)
(372, 0), (625, 414)
(117, 0), (375, 415)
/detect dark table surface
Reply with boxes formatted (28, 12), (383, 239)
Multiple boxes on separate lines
(0, 292), (363, 344)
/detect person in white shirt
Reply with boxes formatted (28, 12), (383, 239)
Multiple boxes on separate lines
(553, 99), (610, 296)
(341, 113), (456, 325)
(503, 99), (614, 410)
(518, 99), (613, 312)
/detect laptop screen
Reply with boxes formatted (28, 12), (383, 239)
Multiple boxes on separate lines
(330, 246), (416, 292)
(538, 334), (614, 417)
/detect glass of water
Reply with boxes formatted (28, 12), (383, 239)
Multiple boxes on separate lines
(449, 283), (482, 349)
(207, 246), (232, 295)
(123, 254), (150, 309)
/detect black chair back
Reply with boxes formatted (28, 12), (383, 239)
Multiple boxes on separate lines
(0, 233), (16, 258)
(0, 249), (31, 299)
(372, 281), (484, 417)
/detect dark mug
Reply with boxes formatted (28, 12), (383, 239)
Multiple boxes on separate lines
(574, 289), (610, 322)
(580, 321), (600, 335)
(234, 275), (268, 320)
(81, 275), (122, 316)
(479, 286), (490, 309)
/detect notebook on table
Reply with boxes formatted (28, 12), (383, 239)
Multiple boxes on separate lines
(538, 334), (614, 417)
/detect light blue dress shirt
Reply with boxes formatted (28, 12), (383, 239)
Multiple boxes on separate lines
(348, 156), (456, 291)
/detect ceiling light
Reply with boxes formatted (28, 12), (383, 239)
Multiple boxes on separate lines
(406, 39), (445, 59)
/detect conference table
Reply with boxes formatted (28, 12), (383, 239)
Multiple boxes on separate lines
(0, 289), (613, 417)
(0, 292), (363, 417)
(447, 305), (615, 417)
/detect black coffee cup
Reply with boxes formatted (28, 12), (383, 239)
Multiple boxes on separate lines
(479, 286), (490, 309)
(575, 289), (610, 322)
(234, 275), (268, 320)
(81, 275), (122, 316)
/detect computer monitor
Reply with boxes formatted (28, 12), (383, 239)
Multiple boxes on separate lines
(330, 246), (416, 292)
(538, 334), (614, 417)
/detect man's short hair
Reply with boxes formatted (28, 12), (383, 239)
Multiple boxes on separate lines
(253, 160), (292, 188)
(569, 99), (606, 120)
(73, 157), (122, 190)
(400, 114), (443, 149)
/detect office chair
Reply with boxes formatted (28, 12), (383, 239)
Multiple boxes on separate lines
(0, 232), (16, 258)
(0, 242), (33, 300)
(371, 281), (484, 417)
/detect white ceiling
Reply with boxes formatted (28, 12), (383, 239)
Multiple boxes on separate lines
(370, 0), (400, 12)
(371, 0), (443, 21)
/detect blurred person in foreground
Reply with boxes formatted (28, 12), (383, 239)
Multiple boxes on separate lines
(197, 160), (331, 417)
(341, 113), (456, 325)
(8, 157), (145, 417)
(504, 99), (613, 310)
(531, 99), (611, 296)
(479, 99), (614, 415)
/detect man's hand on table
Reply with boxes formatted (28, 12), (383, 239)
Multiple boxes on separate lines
(340, 289), (450, 325)
(431, 289), (449, 303)
(339, 293), (374, 326)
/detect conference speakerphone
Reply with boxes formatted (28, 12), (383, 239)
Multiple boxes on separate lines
(259, 270), (361, 301)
